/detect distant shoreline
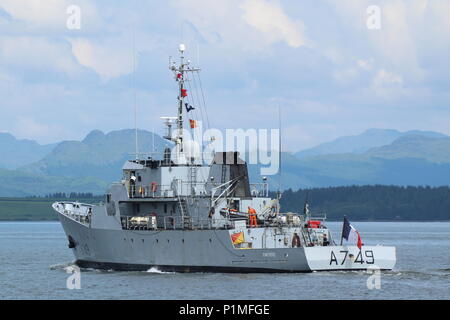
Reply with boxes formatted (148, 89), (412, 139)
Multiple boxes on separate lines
(1, 219), (449, 223)
(2, 186), (450, 222)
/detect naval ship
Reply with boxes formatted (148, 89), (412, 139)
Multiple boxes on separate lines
(53, 45), (396, 272)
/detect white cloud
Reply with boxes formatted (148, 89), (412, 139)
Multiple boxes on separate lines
(0, 36), (80, 75)
(13, 117), (50, 138)
(369, 69), (406, 99)
(333, 67), (359, 85)
(12, 117), (71, 142)
(328, 0), (450, 82)
(173, 0), (307, 51)
(69, 37), (134, 81)
(0, 0), (69, 27)
(357, 59), (373, 71)
(0, 0), (98, 30)
(240, 0), (308, 48)
(0, 0), (449, 148)
(372, 69), (403, 87)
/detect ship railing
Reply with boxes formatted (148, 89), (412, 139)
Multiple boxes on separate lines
(162, 216), (215, 230)
(129, 182), (208, 199)
(129, 184), (175, 198)
(128, 181), (268, 199)
(54, 202), (92, 227)
(172, 179), (208, 197)
(120, 215), (225, 231)
(126, 152), (215, 165)
(307, 214), (327, 222)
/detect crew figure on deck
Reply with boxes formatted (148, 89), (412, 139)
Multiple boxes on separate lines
(248, 206), (258, 227)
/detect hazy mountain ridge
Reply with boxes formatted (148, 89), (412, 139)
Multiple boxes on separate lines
(295, 128), (448, 159)
(365, 135), (450, 163)
(21, 129), (171, 181)
(0, 168), (108, 197)
(1, 128), (450, 196)
(0, 132), (56, 170)
(282, 134), (450, 188)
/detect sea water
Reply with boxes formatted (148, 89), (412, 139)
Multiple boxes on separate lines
(0, 221), (448, 300)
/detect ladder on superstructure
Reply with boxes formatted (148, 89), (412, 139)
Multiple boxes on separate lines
(176, 193), (191, 229)
(189, 166), (197, 196)
(173, 180), (191, 229)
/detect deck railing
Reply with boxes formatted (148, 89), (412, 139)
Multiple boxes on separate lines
(128, 181), (269, 199)
(120, 215), (230, 231)
(53, 202), (92, 227)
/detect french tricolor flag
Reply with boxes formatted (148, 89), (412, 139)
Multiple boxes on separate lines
(342, 216), (363, 249)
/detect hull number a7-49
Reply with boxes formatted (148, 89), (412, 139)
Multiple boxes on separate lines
(329, 250), (375, 265)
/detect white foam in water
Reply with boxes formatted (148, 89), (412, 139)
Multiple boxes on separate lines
(146, 267), (175, 274)
(49, 262), (74, 271)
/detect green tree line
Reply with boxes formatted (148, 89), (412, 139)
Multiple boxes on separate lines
(276, 185), (450, 221)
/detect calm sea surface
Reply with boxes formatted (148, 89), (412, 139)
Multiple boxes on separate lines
(0, 221), (449, 300)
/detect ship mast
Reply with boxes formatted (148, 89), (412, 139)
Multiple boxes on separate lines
(177, 44), (185, 152)
(167, 44), (200, 158)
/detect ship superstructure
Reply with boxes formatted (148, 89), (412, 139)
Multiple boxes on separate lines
(53, 45), (396, 272)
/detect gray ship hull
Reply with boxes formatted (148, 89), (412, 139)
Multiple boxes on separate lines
(58, 212), (312, 273)
(52, 46), (397, 273)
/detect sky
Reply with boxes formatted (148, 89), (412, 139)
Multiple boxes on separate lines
(0, 0), (449, 152)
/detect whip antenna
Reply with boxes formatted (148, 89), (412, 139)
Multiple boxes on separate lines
(133, 28), (138, 160)
(277, 106), (282, 213)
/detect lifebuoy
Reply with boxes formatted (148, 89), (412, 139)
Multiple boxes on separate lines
(151, 182), (158, 193)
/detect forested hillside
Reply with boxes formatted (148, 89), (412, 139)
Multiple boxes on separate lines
(1, 186), (449, 221)
(277, 185), (450, 221)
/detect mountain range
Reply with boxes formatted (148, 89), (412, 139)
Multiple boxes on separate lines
(294, 128), (447, 158)
(0, 132), (56, 170)
(0, 128), (449, 196)
(21, 129), (170, 181)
